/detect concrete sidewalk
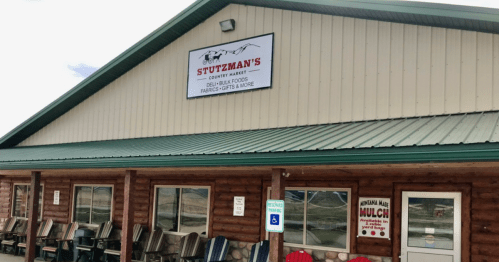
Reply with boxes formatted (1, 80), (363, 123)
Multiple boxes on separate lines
(0, 253), (26, 262)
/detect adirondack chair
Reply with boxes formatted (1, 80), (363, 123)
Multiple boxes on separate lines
(76, 221), (113, 262)
(285, 250), (313, 262)
(248, 240), (270, 262)
(183, 235), (229, 262)
(1, 219), (28, 254)
(160, 232), (201, 262)
(131, 229), (166, 262)
(0, 217), (18, 240)
(348, 258), (371, 262)
(17, 219), (54, 256)
(103, 224), (145, 262)
(42, 222), (79, 262)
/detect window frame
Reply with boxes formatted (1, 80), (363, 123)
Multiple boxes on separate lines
(152, 185), (211, 237)
(11, 183), (44, 221)
(71, 184), (114, 226)
(266, 187), (351, 253)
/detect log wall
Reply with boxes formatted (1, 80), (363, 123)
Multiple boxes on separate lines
(1, 168), (499, 262)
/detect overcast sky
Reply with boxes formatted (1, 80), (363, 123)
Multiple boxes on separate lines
(0, 0), (498, 139)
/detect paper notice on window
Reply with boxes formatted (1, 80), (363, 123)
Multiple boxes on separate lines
(54, 190), (60, 205)
(425, 228), (435, 234)
(233, 196), (245, 216)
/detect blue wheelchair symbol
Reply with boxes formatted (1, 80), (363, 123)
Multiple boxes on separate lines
(270, 214), (279, 225)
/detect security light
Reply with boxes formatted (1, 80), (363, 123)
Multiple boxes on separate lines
(220, 19), (236, 32)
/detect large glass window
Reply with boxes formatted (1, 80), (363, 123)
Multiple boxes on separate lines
(73, 185), (113, 224)
(154, 186), (209, 236)
(12, 184), (44, 219)
(270, 188), (351, 252)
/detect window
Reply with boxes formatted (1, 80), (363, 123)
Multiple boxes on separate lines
(12, 184), (44, 220)
(268, 187), (351, 252)
(153, 186), (210, 236)
(73, 185), (113, 225)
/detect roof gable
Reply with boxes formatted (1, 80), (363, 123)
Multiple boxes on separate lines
(2, 0), (499, 149)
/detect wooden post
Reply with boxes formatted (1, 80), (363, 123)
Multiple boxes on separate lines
(269, 168), (285, 262)
(25, 171), (41, 262)
(121, 170), (136, 262)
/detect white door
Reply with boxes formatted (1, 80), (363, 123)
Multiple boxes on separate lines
(401, 192), (461, 262)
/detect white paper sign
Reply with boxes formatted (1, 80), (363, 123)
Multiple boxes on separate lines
(188, 33), (274, 98)
(425, 227), (435, 234)
(53, 190), (60, 205)
(266, 200), (284, 233)
(233, 196), (245, 216)
(358, 197), (390, 239)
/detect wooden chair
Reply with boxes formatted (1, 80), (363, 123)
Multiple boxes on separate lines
(285, 250), (313, 262)
(42, 222), (79, 262)
(184, 236), (229, 262)
(160, 232), (201, 262)
(103, 224), (145, 262)
(17, 219), (54, 256)
(0, 217), (18, 240)
(76, 221), (113, 262)
(1, 219), (28, 254)
(248, 240), (270, 262)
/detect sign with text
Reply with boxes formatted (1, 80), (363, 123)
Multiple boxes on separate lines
(233, 196), (245, 216)
(54, 190), (60, 205)
(358, 197), (390, 239)
(266, 200), (284, 233)
(187, 33), (274, 98)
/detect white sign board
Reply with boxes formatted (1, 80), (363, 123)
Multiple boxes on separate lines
(266, 200), (284, 233)
(188, 33), (274, 98)
(53, 190), (60, 205)
(233, 196), (245, 216)
(358, 197), (390, 239)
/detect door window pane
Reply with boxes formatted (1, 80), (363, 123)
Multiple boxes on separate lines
(407, 198), (454, 250)
(92, 187), (113, 224)
(74, 186), (92, 224)
(306, 191), (348, 249)
(284, 190), (305, 244)
(12, 185), (43, 219)
(179, 188), (208, 235)
(155, 188), (179, 232)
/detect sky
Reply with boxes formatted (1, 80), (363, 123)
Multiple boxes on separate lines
(0, 0), (498, 139)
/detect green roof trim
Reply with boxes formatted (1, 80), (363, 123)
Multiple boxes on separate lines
(2, 112), (499, 170)
(2, 0), (499, 149)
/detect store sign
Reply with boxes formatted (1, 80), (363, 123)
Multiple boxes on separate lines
(266, 200), (284, 233)
(53, 190), (60, 205)
(233, 196), (245, 216)
(187, 33), (274, 98)
(358, 197), (390, 239)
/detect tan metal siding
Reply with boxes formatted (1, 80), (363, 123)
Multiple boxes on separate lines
(18, 4), (499, 146)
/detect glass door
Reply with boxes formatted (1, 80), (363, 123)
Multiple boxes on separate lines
(401, 192), (461, 262)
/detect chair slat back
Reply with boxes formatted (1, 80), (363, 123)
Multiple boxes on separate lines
(249, 240), (270, 262)
(15, 220), (28, 235)
(204, 236), (229, 262)
(179, 232), (201, 261)
(143, 230), (165, 253)
(62, 222), (79, 250)
(285, 251), (312, 262)
(37, 219), (53, 238)
(132, 224), (144, 242)
(95, 221), (113, 239)
(3, 217), (17, 232)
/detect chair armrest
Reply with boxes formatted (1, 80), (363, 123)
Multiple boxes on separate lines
(42, 237), (59, 240)
(56, 239), (74, 243)
(182, 255), (204, 262)
(92, 237), (110, 240)
(143, 250), (163, 254)
(102, 239), (120, 242)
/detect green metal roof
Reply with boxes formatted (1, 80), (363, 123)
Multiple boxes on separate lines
(1, 0), (499, 149)
(2, 111), (499, 170)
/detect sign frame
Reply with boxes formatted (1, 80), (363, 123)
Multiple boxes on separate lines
(266, 199), (284, 233)
(186, 33), (274, 99)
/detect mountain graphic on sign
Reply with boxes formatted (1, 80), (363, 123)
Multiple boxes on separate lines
(199, 43), (260, 63)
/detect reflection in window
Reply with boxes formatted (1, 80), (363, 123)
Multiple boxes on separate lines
(74, 186), (113, 224)
(281, 188), (350, 251)
(155, 187), (209, 235)
(13, 185), (44, 219)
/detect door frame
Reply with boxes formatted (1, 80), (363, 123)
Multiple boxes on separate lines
(393, 184), (470, 262)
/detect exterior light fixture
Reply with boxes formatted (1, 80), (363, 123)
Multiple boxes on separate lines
(219, 19), (236, 32)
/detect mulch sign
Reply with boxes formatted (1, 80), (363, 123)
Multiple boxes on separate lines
(358, 197), (390, 239)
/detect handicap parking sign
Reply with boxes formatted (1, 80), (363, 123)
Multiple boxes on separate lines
(266, 200), (284, 233)
(270, 214), (279, 225)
